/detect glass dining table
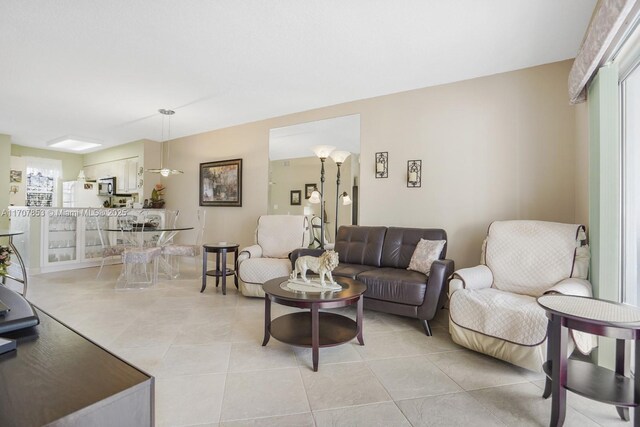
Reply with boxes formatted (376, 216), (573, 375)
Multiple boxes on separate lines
(105, 226), (194, 278)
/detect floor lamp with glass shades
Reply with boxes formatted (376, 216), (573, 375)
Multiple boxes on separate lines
(329, 150), (351, 239)
(309, 145), (336, 249)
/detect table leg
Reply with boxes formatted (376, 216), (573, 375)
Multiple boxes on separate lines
(543, 319), (553, 399)
(312, 304), (319, 372)
(234, 248), (239, 289)
(221, 249), (227, 295)
(549, 314), (567, 427)
(215, 252), (220, 288)
(262, 296), (271, 346)
(615, 339), (630, 421)
(356, 295), (364, 345)
(200, 250), (207, 293)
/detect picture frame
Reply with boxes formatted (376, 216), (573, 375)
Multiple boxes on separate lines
(290, 190), (301, 205)
(305, 183), (316, 199)
(10, 170), (22, 183)
(199, 159), (243, 207)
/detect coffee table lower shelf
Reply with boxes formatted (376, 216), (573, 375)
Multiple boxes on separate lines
(269, 312), (358, 347)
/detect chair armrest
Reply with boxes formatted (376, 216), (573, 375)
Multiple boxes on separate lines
(289, 248), (324, 269)
(418, 259), (455, 321)
(545, 277), (596, 355)
(544, 278), (592, 297)
(449, 265), (493, 296)
(238, 244), (263, 265)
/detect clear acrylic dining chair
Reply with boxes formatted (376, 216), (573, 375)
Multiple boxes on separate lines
(161, 209), (206, 277)
(117, 211), (162, 289)
(93, 216), (126, 279)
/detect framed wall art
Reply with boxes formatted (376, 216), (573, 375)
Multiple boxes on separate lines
(290, 190), (301, 205)
(10, 170), (22, 183)
(199, 158), (243, 207)
(305, 183), (316, 199)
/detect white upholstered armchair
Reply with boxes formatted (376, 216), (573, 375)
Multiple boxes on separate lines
(237, 215), (310, 297)
(448, 220), (594, 372)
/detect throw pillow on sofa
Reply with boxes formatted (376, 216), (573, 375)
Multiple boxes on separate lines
(407, 239), (446, 275)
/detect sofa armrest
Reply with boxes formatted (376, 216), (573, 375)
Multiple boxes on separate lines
(418, 259), (455, 321)
(545, 278), (592, 297)
(449, 265), (493, 296)
(238, 244), (263, 265)
(289, 248), (324, 269)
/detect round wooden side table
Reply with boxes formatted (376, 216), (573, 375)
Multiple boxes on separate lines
(201, 243), (239, 295)
(537, 294), (640, 426)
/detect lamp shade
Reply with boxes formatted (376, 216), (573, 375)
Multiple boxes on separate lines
(342, 194), (352, 205)
(311, 145), (336, 159)
(329, 150), (351, 164)
(309, 190), (321, 204)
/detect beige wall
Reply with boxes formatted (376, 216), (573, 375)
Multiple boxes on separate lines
(82, 140), (144, 165)
(166, 59), (582, 268)
(0, 134), (11, 228)
(10, 144), (83, 181)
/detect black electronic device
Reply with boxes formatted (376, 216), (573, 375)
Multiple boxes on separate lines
(0, 287), (38, 334)
(0, 298), (9, 316)
(0, 337), (16, 355)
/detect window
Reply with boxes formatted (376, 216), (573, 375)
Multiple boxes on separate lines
(622, 66), (640, 306)
(24, 157), (62, 207)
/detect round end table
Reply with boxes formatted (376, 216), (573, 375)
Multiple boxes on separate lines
(537, 294), (640, 426)
(201, 243), (239, 295)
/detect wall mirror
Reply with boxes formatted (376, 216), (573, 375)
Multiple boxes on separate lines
(268, 114), (361, 243)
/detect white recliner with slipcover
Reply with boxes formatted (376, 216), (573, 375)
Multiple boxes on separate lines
(448, 220), (595, 372)
(238, 215), (310, 297)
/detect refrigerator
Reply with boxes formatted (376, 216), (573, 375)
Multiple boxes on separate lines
(62, 181), (103, 207)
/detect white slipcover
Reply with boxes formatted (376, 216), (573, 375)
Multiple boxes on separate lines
(238, 215), (310, 297)
(449, 220), (594, 372)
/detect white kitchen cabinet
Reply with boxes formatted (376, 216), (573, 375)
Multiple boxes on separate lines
(84, 157), (140, 194)
(83, 165), (97, 181)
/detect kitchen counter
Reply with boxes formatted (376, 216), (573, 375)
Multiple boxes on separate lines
(6, 207), (167, 274)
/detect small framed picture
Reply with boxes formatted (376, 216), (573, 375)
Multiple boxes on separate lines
(290, 190), (301, 205)
(305, 183), (316, 199)
(10, 170), (22, 183)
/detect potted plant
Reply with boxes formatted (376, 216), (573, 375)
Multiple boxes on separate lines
(0, 245), (12, 276)
(150, 184), (166, 208)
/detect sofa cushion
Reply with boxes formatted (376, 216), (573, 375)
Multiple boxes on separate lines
(332, 263), (379, 280)
(485, 220), (584, 297)
(257, 215), (309, 258)
(450, 287), (547, 346)
(381, 227), (447, 269)
(407, 239), (446, 274)
(357, 268), (428, 306)
(238, 257), (291, 285)
(334, 226), (387, 267)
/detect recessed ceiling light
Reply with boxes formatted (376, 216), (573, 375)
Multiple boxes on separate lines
(47, 136), (102, 151)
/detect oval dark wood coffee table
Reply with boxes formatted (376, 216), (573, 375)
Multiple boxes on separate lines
(262, 276), (366, 371)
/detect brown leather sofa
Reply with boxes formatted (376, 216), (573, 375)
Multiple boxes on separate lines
(291, 225), (454, 335)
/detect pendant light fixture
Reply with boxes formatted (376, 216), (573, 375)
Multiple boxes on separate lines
(146, 109), (184, 176)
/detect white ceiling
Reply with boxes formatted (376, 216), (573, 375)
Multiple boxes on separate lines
(0, 0), (596, 152)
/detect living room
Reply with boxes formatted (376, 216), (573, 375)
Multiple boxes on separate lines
(2, 1), (639, 426)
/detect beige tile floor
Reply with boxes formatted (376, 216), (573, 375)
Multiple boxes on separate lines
(17, 263), (631, 427)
